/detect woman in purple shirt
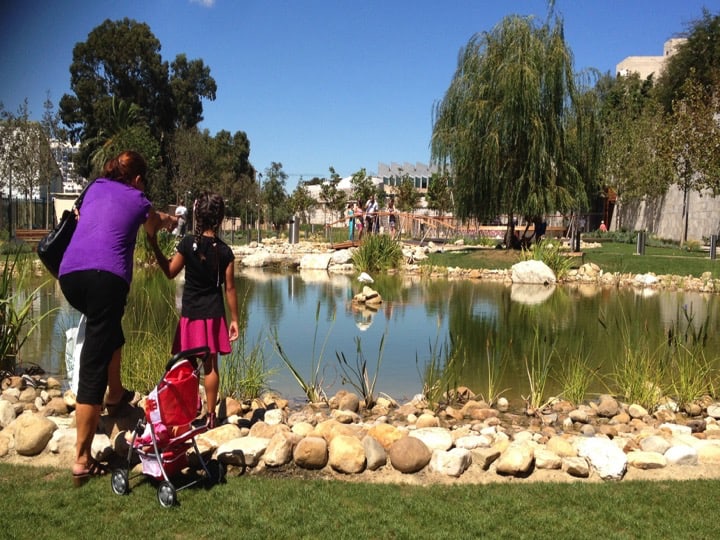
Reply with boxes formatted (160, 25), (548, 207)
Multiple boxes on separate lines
(59, 150), (175, 486)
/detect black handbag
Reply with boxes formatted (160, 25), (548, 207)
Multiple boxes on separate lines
(37, 181), (94, 278)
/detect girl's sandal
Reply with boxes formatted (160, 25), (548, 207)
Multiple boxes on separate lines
(72, 459), (109, 487)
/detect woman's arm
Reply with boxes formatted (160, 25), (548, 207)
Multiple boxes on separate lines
(144, 208), (177, 237)
(224, 260), (240, 343)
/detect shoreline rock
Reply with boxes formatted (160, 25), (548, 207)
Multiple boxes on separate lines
(3, 375), (720, 485)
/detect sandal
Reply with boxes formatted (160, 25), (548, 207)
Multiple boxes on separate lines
(105, 388), (135, 417)
(72, 458), (109, 487)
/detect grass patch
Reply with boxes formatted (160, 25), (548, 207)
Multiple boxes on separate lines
(351, 234), (404, 273)
(425, 241), (720, 278)
(2, 463), (720, 539)
(220, 333), (275, 401)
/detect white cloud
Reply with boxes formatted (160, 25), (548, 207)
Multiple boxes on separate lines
(190, 0), (215, 7)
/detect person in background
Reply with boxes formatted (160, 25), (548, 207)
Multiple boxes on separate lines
(387, 197), (397, 238)
(149, 192), (240, 429)
(174, 203), (188, 238)
(354, 201), (364, 241)
(599, 220), (608, 232)
(365, 194), (378, 235)
(346, 202), (355, 241)
(58, 150), (176, 486)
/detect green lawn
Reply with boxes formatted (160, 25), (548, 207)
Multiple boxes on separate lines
(426, 241), (720, 279)
(1, 463), (718, 539)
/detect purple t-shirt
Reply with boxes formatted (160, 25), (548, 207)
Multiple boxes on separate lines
(59, 178), (151, 284)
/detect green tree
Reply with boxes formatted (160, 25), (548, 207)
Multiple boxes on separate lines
(431, 13), (591, 243)
(598, 73), (672, 218)
(350, 168), (375, 208)
(655, 10), (720, 113)
(669, 76), (720, 244)
(59, 18), (216, 178)
(0, 100), (58, 228)
(262, 162), (289, 230)
(166, 127), (213, 206)
(396, 174), (419, 213)
(426, 172), (453, 216)
(318, 166), (347, 223)
(211, 129), (256, 217)
(289, 182), (316, 224)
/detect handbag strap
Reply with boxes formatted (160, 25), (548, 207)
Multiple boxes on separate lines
(73, 179), (96, 210)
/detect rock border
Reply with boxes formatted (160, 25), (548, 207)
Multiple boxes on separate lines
(3, 375), (720, 485)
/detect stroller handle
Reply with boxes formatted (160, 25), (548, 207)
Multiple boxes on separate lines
(165, 346), (211, 372)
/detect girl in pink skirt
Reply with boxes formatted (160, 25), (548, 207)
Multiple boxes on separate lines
(148, 192), (239, 428)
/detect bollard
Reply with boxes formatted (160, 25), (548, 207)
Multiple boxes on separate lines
(636, 231), (646, 255)
(711, 234), (717, 260)
(573, 230), (581, 252)
(289, 216), (299, 244)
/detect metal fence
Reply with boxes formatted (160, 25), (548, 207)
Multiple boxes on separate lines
(0, 197), (52, 237)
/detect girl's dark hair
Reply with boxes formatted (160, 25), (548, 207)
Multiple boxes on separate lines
(101, 150), (147, 185)
(193, 192), (225, 235)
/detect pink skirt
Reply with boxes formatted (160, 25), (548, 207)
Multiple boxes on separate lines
(172, 317), (231, 355)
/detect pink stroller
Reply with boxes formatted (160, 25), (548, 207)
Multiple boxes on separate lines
(111, 347), (224, 507)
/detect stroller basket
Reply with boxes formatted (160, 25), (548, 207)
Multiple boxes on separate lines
(111, 346), (225, 507)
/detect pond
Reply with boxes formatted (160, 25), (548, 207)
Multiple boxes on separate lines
(18, 267), (720, 408)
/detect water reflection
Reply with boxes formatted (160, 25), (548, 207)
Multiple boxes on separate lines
(21, 270), (720, 406)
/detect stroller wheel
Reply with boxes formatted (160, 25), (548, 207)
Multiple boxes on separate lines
(111, 469), (129, 495)
(157, 481), (177, 508)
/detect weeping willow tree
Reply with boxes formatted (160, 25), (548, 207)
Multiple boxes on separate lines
(431, 11), (599, 243)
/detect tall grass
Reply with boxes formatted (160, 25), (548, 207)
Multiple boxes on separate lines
(0, 248), (53, 372)
(613, 337), (667, 411)
(335, 333), (385, 409)
(666, 304), (715, 411)
(477, 335), (509, 406)
(351, 234), (403, 273)
(417, 333), (465, 409)
(522, 328), (555, 412)
(121, 272), (179, 392)
(220, 333), (275, 400)
(554, 340), (600, 406)
(520, 239), (575, 279)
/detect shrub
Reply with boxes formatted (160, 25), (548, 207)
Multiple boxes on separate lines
(351, 234), (403, 273)
(520, 239), (575, 279)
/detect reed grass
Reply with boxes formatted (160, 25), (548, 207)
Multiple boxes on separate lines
(220, 333), (274, 400)
(350, 234), (404, 273)
(612, 339), (667, 411)
(477, 336), (509, 406)
(335, 334), (385, 409)
(121, 272), (179, 392)
(417, 333), (465, 409)
(520, 239), (576, 279)
(0, 248), (54, 372)
(271, 302), (333, 403)
(554, 340), (600, 406)
(522, 328), (555, 411)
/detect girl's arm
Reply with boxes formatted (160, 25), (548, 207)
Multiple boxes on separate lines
(147, 234), (185, 279)
(224, 260), (240, 342)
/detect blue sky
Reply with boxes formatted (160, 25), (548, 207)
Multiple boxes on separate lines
(1, 0), (718, 190)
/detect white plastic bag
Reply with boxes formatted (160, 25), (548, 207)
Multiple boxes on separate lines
(64, 314), (86, 395)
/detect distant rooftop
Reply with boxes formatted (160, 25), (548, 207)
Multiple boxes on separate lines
(616, 38), (686, 79)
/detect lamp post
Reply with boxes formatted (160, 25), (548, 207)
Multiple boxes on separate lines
(246, 199), (250, 243)
(256, 203), (260, 243)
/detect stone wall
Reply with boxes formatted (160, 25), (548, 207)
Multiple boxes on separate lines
(614, 184), (720, 243)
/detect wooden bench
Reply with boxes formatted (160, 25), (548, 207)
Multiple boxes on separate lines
(14, 229), (51, 247)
